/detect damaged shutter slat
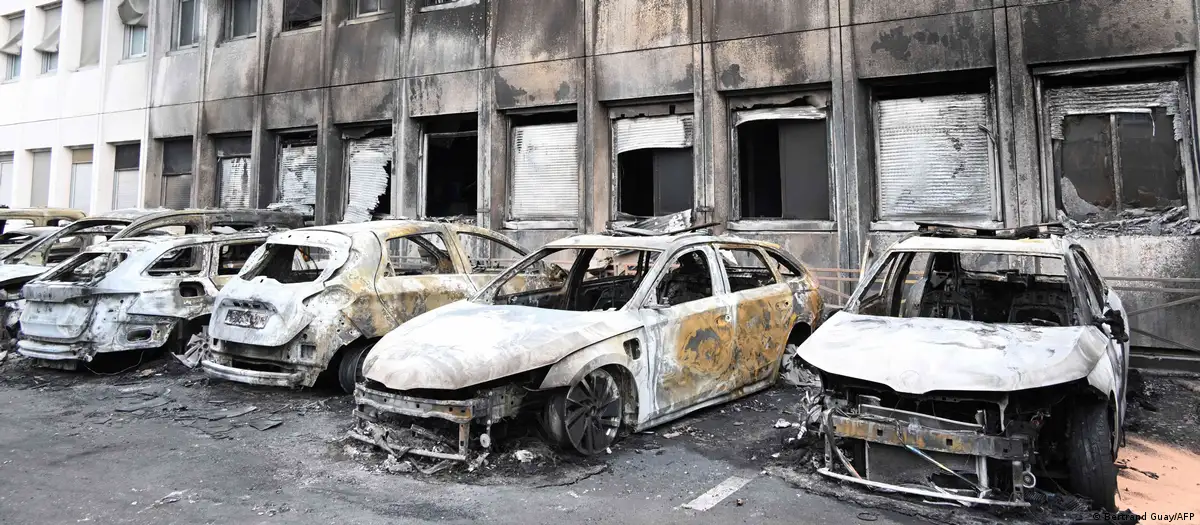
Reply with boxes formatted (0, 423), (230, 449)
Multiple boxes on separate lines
(614, 115), (694, 154)
(219, 157), (251, 209)
(162, 174), (192, 209)
(1046, 82), (1185, 140)
(876, 94), (993, 221)
(277, 143), (318, 215)
(343, 136), (392, 223)
(511, 123), (578, 221)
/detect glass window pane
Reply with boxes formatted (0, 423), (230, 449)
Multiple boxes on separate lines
(231, 0), (257, 37)
(1057, 114), (1114, 219)
(70, 162), (93, 212)
(1117, 109), (1184, 209)
(178, 0), (196, 46)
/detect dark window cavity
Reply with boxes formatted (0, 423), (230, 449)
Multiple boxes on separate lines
(217, 241), (262, 275)
(161, 138), (194, 209)
(226, 0), (257, 38)
(614, 115), (694, 218)
(147, 246), (204, 276)
(655, 250), (714, 307)
(735, 108), (830, 220)
(456, 232), (525, 273)
(384, 233), (454, 276)
(356, 0), (392, 16)
(423, 115), (477, 218)
(718, 248), (777, 293)
(283, 0), (321, 31)
(243, 244), (334, 284)
(1048, 80), (1191, 221)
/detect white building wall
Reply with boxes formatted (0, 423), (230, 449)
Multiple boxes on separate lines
(0, 0), (148, 213)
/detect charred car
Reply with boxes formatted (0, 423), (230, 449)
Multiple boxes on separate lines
(351, 233), (823, 462)
(16, 231), (276, 371)
(202, 221), (529, 393)
(0, 209), (303, 351)
(0, 207), (84, 232)
(796, 224), (1129, 510)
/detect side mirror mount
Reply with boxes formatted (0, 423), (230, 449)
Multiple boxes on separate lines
(1099, 308), (1129, 344)
(644, 298), (670, 311)
(822, 306), (843, 323)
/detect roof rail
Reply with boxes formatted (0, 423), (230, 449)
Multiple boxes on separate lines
(915, 222), (1066, 239)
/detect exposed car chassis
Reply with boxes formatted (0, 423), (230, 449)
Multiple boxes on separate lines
(819, 395), (1036, 507)
(349, 383), (527, 462)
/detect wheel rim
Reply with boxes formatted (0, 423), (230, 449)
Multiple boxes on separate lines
(562, 369), (622, 455)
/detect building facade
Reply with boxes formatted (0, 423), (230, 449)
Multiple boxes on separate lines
(0, 0), (150, 213)
(3, 0), (1200, 355)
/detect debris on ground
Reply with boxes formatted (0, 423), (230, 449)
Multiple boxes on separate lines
(152, 490), (186, 507)
(382, 455), (414, 474)
(248, 418), (283, 431)
(513, 450), (536, 463)
(173, 333), (209, 369)
(115, 395), (170, 412)
(136, 368), (156, 378)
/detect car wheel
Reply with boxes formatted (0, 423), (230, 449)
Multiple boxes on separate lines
(548, 367), (623, 456)
(337, 344), (370, 395)
(1065, 399), (1118, 511)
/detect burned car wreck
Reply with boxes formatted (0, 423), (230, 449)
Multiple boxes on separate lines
(16, 231), (275, 371)
(202, 221), (528, 393)
(796, 224), (1130, 510)
(351, 232), (823, 463)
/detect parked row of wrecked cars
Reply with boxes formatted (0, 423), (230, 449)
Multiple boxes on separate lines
(0, 206), (1133, 512)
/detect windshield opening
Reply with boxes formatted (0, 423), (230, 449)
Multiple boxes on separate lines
(241, 243), (341, 284)
(853, 250), (1075, 327)
(486, 247), (662, 312)
(43, 252), (129, 284)
(2, 222), (128, 264)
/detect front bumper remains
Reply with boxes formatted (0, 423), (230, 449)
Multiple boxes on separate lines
(349, 383), (525, 462)
(821, 396), (1033, 507)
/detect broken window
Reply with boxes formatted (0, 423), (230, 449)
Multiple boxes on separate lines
(456, 232), (525, 273)
(384, 233), (454, 276)
(112, 143), (140, 209)
(276, 132), (317, 216)
(70, 148), (93, 213)
(734, 107), (831, 220)
(874, 93), (996, 222)
(80, 0), (101, 66)
(718, 248), (777, 293)
(147, 246), (204, 276)
(423, 115), (477, 217)
(30, 150), (51, 207)
(0, 153), (12, 205)
(490, 247), (662, 311)
(36, 5), (59, 74)
(1046, 80), (1192, 221)
(343, 127), (392, 223)
(226, 0), (257, 39)
(283, 0), (321, 31)
(217, 241), (262, 276)
(47, 252), (127, 283)
(243, 244), (339, 284)
(510, 113), (578, 222)
(2, 15), (22, 81)
(216, 136), (252, 209)
(614, 115), (694, 218)
(655, 250), (714, 307)
(173, 0), (197, 48)
(161, 138), (193, 209)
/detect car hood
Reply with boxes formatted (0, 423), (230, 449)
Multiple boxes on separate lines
(0, 264), (49, 287)
(796, 312), (1111, 394)
(363, 301), (643, 391)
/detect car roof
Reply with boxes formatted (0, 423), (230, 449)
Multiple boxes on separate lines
(543, 233), (783, 252)
(0, 208), (86, 220)
(890, 235), (1068, 256)
(305, 220), (452, 238)
(88, 232), (271, 253)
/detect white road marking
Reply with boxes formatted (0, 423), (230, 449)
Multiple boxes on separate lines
(681, 475), (754, 511)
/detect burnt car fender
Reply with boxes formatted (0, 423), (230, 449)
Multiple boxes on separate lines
(538, 336), (637, 390)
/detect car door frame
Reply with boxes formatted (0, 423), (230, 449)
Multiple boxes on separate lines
(372, 228), (478, 324)
(448, 226), (530, 290)
(712, 244), (796, 387)
(209, 238), (269, 290)
(636, 244), (737, 424)
(1069, 244), (1129, 444)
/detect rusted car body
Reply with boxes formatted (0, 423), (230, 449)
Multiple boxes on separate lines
(0, 209), (303, 352)
(202, 221), (528, 393)
(16, 231), (275, 370)
(0, 227), (62, 257)
(796, 224), (1129, 510)
(0, 208), (85, 232)
(351, 233), (824, 462)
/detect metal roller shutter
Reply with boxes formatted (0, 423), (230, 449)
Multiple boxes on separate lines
(278, 143), (318, 210)
(614, 115), (694, 154)
(219, 157), (251, 209)
(510, 123), (578, 221)
(343, 136), (392, 223)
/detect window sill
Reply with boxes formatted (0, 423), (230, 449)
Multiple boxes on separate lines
(280, 25), (323, 36)
(0, 78), (18, 84)
(167, 46), (199, 57)
(727, 220), (837, 233)
(72, 65), (100, 73)
(118, 56), (147, 65)
(419, 0), (479, 13)
(869, 219), (1003, 232)
(502, 220), (576, 231)
(344, 12), (394, 26)
(218, 34), (257, 46)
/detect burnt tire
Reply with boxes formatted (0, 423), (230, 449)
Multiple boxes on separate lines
(1065, 399), (1118, 511)
(545, 368), (623, 456)
(337, 344), (370, 395)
